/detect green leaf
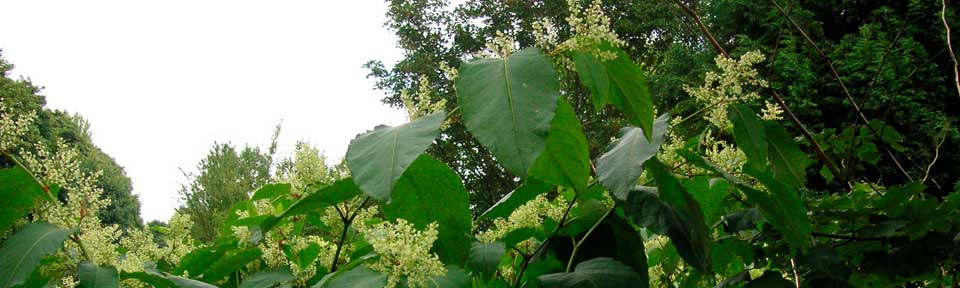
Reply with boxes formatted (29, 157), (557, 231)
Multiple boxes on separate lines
(681, 150), (810, 253)
(743, 165), (811, 252)
(467, 242), (505, 278)
(640, 158), (712, 273)
(596, 114), (670, 199)
(762, 121), (810, 187)
(173, 242), (235, 277)
(0, 222), (77, 288)
(682, 176), (727, 226)
(425, 267), (471, 288)
(605, 215), (649, 287)
(604, 47), (655, 140)
(258, 178), (361, 237)
(479, 178), (552, 221)
(322, 266), (385, 288)
(382, 155), (471, 265)
(119, 272), (177, 288)
(0, 166), (52, 232)
(346, 110), (445, 201)
(539, 257), (644, 288)
(728, 104), (768, 173)
(529, 99), (591, 191)
(200, 247), (263, 283)
(251, 183), (291, 201)
(456, 47), (559, 176)
(570, 49), (610, 111)
(78, 262), (118, 288)
(240, 269), (295, 288)
(166, 275), (218, 288)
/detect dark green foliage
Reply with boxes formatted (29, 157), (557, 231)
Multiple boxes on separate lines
(539, 257), (644, 288)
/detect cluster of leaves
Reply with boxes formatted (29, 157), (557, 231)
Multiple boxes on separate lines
(2, 1), (960, 287)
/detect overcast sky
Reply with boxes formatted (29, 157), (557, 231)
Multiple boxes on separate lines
(0, 1), (408, 222)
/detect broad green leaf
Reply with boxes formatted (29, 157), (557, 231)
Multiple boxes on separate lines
(251, 183), (291, 201)
(312, 254), (378, 288)
(762, 121), (810, 187)
(382, 155), (471, 265)
(682, 176), (727, 226)
(425, 267), (471, 288)
(0, 166), (52, 232)
(728, 104), (767, 173)
(596, 114), (669, 199)
(119, 272), (177, 288)
(606, 215), (650, 287)
(640, 159), (712, 273)
(78, 262), (118, 288)
(539, 257), (644, 288)
(0, 222), (77, 288)
(322, 266), (385, 288)
(346, 110), (445, 201)
(681, 150), (810, 253)
(529, 99), (590, 191)
(200, 247), (263, 283)
(467, 242), (505, 278)
(258, 178), (360, 237)
(570, 49), (610, 110)
(166, 275), (218, 288)
(456, 47), (559, 176)
(240, 269), (295, 288)
(479, 178), (552, 221)
(173, 242), (235, 277)
(605, 47), (654, 140)
(743, 165), (811, 252)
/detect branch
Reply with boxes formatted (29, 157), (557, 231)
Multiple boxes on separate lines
(671, 0), (728, 57)
(944, 0), (960, 100)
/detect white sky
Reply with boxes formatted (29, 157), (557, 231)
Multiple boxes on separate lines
(0, 1), (408, 222)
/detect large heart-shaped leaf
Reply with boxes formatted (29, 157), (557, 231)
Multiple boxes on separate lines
(539, 257), (644, 288)
(78, 262), (119, 288)
(456, 47), (559, 176)
(382, 155), (471, 265)
(596, 114), (669, 199)
(0, 222), (77, 288)
(321, 266), (386, 288)
(529, 99), (591, 191)
(346, 110), (445, 201)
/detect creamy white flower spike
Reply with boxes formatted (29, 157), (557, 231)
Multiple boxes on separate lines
(684, 50), (769, 129)
(358, 218), (446, 288)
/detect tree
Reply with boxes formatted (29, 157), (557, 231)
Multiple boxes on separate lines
(177, 142), (272, 241)
(0, 52), (142, 229)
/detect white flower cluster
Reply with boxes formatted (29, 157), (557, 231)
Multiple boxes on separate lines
(480, 31), (517, 59)
(401, 75), (449, 128)
(532, 19), (560, 51)
(358, 219), (446, 288)
(761, 100), (784, 120)
(560, 0), (624, 60)
(476, 195), (568, 250)
(684, 51), (769, 129)
(702, 130), (747, 173)
(0, 99), (36, 151)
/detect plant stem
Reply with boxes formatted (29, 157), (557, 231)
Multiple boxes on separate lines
(565, 207), (614, 272)
(329, 196), (370, 272)
(1, 151), (56, 201)
(513, 193), (579, 288)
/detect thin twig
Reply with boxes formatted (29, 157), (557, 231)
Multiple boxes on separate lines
(565, 207), (614, 272)
(514, 193), (578, 288)
(671, 0), (728, 56)
(330, 196), (370, 272)
(922, 119), (949, 184)
(944, 0), (960, 100)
